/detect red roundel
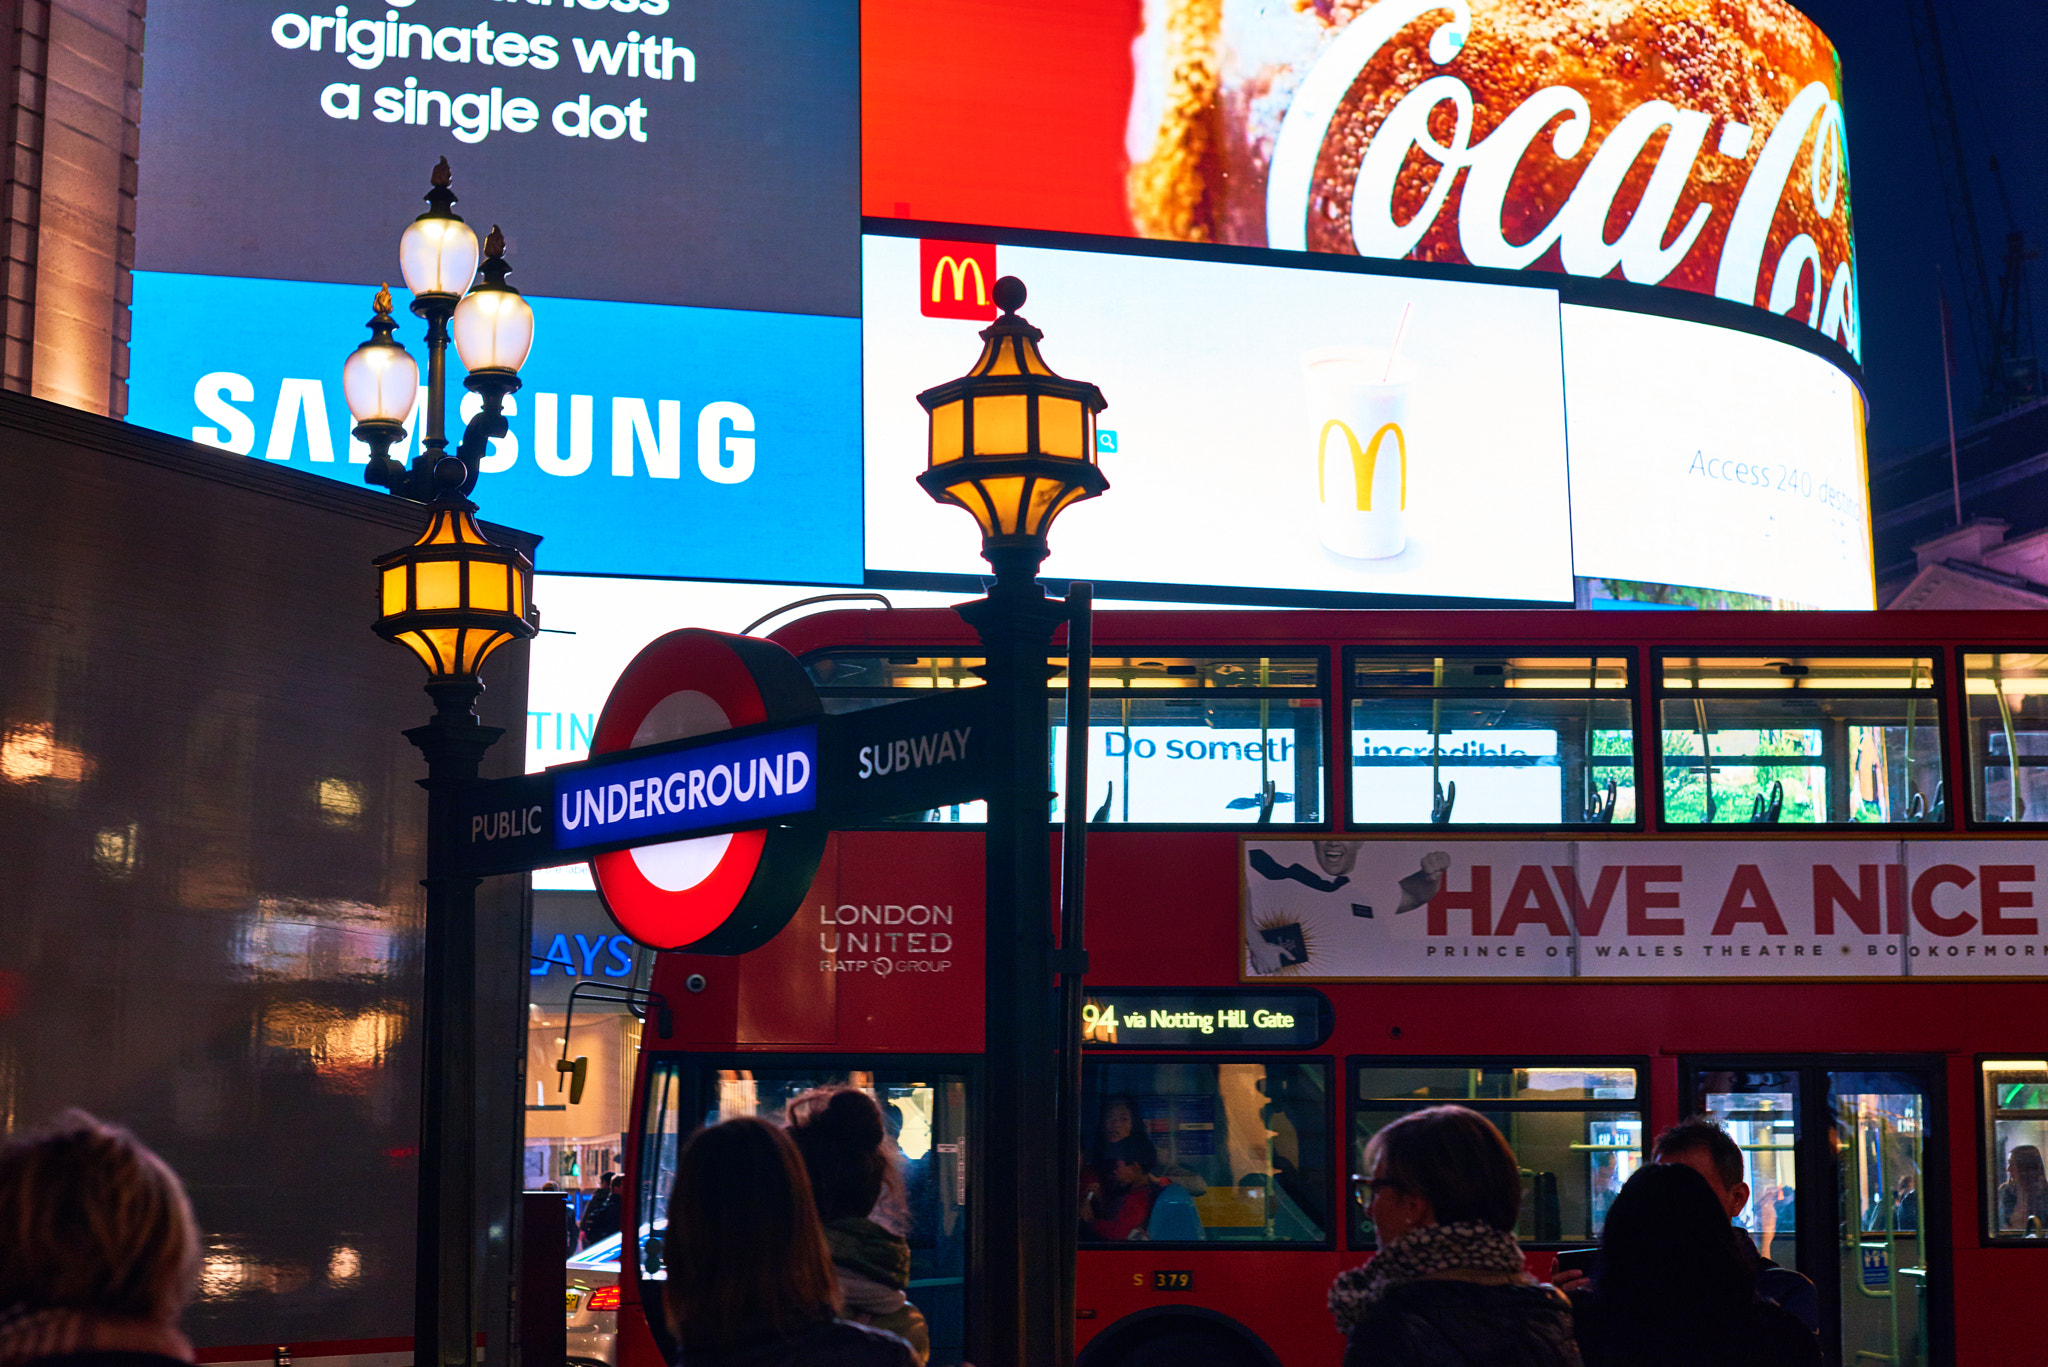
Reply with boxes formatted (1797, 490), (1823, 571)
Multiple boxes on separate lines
(589, 629), (825, 953)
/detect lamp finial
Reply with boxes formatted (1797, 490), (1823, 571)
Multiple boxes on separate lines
(994, 275), (1027, 315)
(420, 157), (461, 221)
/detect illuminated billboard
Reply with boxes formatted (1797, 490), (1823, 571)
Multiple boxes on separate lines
(866, 0), (1856, 357)
(126, 274), (863, 582)
(125, 0), (865, 581)
(865, 233), (1575, 602)
(136, 0), (858, 313)
(122, 1), (1870, 612)
(1562, 305), (1874, 609)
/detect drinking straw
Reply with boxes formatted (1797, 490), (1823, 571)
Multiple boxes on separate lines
(1381, 302), (1414, 383)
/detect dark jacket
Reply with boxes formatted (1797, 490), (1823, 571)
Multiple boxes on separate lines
(1344, 1278), (1580, 1367)
(1738, 1235), (1819, 1334)
(1565, 1235), (1819, 1334)
(580, 1190), (622, 1247)
(1570, 1291), (1822, 1367)
(675, 1319), (917, 1367)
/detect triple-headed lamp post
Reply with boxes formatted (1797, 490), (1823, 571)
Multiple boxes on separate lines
(343, 161), (539, 1367)
(916, 275), (1108, 1367)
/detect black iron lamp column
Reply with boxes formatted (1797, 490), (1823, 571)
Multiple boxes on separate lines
(916, 275), (1108, 1367)
(343, 164), (539, 1367)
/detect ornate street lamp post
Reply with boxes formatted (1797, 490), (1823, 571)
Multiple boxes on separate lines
(916, 276), (1107, 1367)
(342, 162), (538, 1367)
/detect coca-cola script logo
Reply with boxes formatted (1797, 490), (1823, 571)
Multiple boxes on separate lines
(1126, 0), (1857, 358)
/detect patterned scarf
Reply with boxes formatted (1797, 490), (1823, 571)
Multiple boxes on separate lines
(1327, 1221), (1529, 1333)
(0, 1306), (191, 1367)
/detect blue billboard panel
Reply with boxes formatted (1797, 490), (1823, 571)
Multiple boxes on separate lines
(127, 271), (863, 583)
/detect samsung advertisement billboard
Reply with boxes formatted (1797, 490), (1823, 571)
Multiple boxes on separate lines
(126, 0), (1870, 611)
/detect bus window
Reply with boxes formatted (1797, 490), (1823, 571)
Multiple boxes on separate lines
(1080, 1060), (1331, 1244)
(806, 653), (991, 823)
(635, 1059), (973, 1363)
(1063, 654), (1324, 825)
(1963, 653), (2048, 823)
(1981, 1059), (2048, 1240)
(634, 1057), (684, 1285)
(1694, 1074), (1801, 1258)
(1349, 1064), (1643, 1247)
(806, 650), (1326, 825)
(1346, 653), (1635, 826)
(1658, 655), (1941, 825)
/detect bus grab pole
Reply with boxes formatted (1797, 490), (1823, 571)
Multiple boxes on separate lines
(1055, 583), (1093, 1364)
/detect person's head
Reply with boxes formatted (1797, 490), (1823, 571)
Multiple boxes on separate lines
(1362, 1105), (1521, 1245)
(661, 1118), (839, 1351)
(2010, 1144), (2046, 1188)
(1588, 1162), (1755, 1340)
(1652, 1116), (1750, 1220)
(1105, 1134), (1155, 1189)
(1313, 841), (1360, 876)
(0, 1112), (199, 1327)
(609, 1174), (626, 1194)
(1093, 1099), (1156, 1175)
(785, 1087), (900, 1225)
(1100, 1099), (1136, 1143)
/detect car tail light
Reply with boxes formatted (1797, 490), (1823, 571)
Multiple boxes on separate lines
(586, 1285), (622, 1312)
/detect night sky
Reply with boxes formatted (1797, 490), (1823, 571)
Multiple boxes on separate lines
(1793, 0), (2048, 460)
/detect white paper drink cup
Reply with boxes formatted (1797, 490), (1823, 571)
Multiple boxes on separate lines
(1304, 347), (1415, 560)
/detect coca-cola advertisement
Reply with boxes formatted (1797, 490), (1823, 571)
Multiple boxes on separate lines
(865, 0), (1857, 359)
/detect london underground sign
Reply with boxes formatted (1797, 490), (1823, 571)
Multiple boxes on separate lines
(582, 630), (827, 953)
(453, 629), (994, 952)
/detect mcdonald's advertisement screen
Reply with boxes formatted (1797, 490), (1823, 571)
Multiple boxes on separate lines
(863, 234), (1575, 603)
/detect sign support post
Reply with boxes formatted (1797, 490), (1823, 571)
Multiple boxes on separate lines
(956, 551), (1072, 1367)
(406, 696), (502, 1367)
(1054, 583), (1093, 1367)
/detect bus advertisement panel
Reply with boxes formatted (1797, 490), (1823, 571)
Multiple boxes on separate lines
(1244, 838), (2048, 979)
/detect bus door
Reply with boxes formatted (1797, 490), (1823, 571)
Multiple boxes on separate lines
(1682, 1060), (1946, 1367)
(634, 1056), (975, 1366)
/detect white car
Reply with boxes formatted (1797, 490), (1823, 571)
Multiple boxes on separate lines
(566, 1224), (665, 1367)
(565, 1233), (624, 1367)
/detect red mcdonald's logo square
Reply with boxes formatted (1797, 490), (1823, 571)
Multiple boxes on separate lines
(920, 240), (999, 321)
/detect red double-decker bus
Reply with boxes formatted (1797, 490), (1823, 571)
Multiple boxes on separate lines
(606, 608), (2048, 1367)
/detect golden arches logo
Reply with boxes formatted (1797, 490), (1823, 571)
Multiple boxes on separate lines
(930, 255), (989, 306)
(1317, 419), (1406, 512)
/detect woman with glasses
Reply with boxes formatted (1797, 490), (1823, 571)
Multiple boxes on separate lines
(1328, 1105), (1577, 1366)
